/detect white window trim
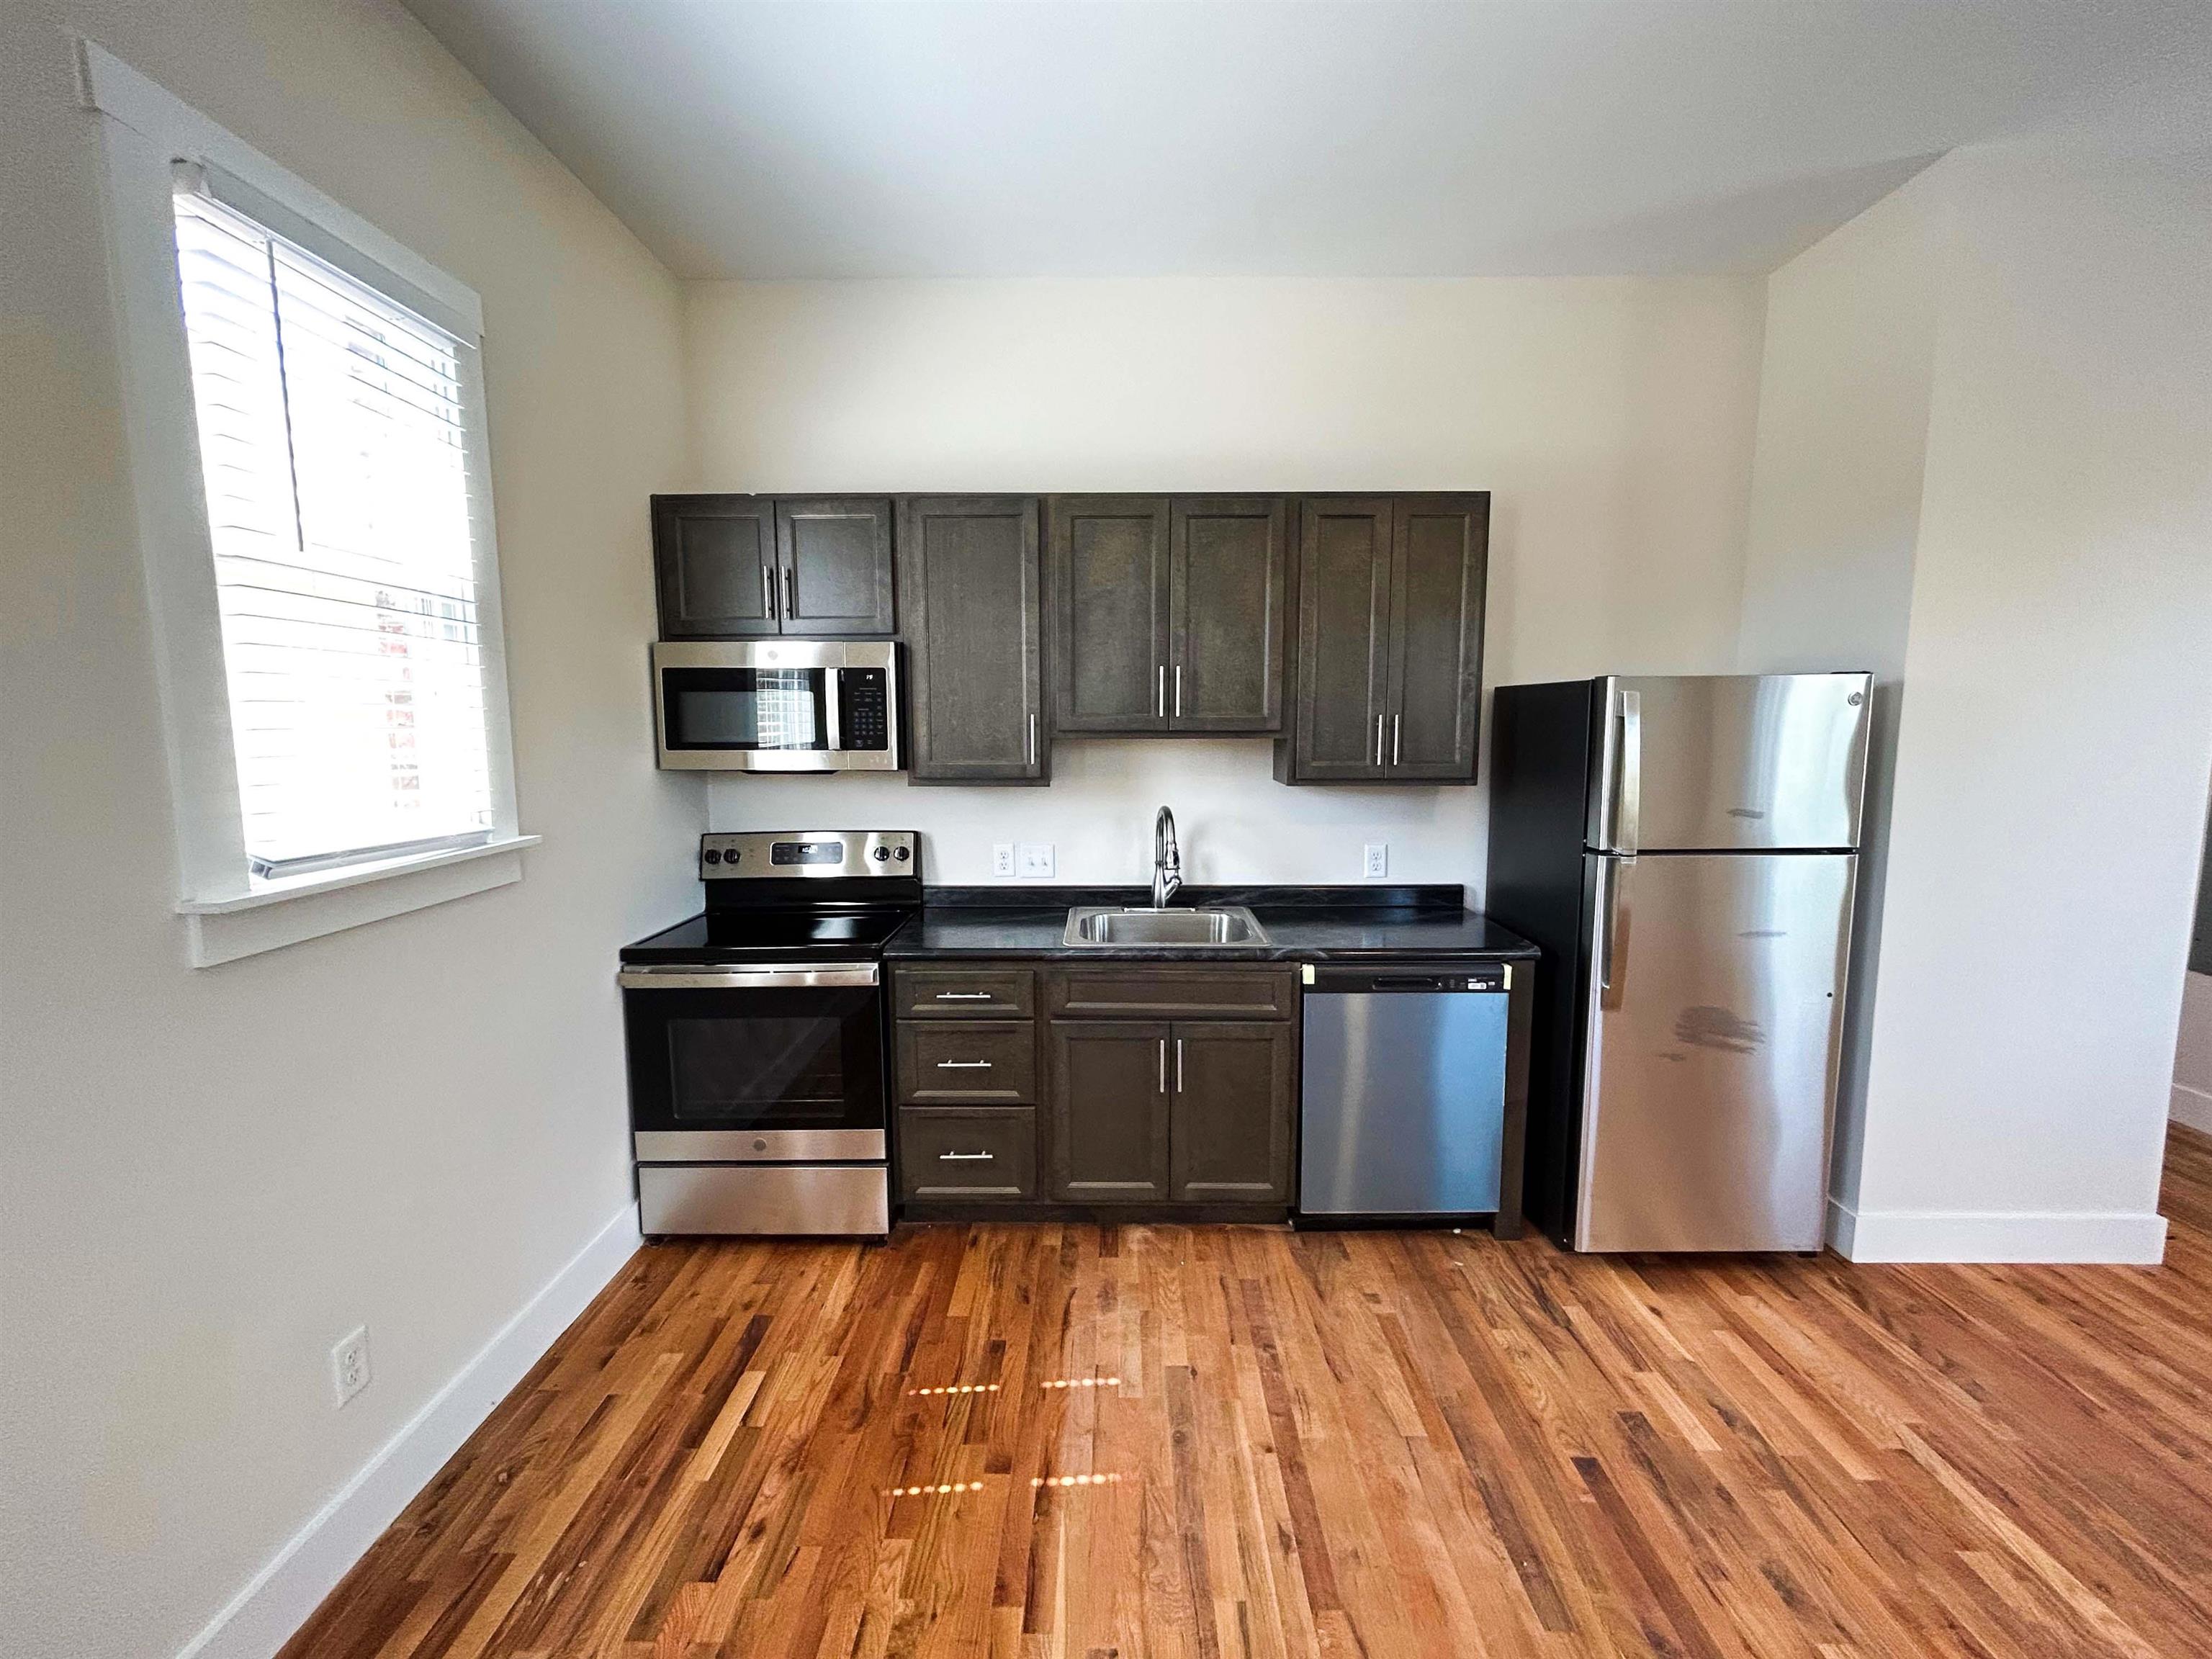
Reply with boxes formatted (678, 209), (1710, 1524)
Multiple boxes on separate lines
(78, 40), (536, 968)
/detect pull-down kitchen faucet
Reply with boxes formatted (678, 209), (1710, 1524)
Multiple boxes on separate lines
(1152, 806), (1182, 909)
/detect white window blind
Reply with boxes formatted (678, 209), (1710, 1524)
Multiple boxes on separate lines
(172, 181), (494, 877)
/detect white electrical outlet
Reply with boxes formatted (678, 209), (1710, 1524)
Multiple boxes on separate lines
(1363, 842), (1388, 878)
(1017, 842), (1056, 878)
(992, 842), (1017, 878)
(331, 1326), (371, 1408)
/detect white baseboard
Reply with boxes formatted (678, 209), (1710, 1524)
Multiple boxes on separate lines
(2172, 1082), (2212, 1136)
(1827, 1195), (2167, 1264)
(176, 1202), (640, 1659)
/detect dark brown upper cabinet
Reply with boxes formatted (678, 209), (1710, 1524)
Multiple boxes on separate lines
(898, 495), (1048, 785)
(652, 495), (895, 639)
(652, 495), (777, 637)
(1049, 495), (1287, 734)
(775, 498), (896, 634)
(1048, 496), (1169, 731)
(1277, 494), (1488, 784)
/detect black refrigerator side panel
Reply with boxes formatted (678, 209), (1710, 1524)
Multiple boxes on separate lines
(1483, 680), (1598, 1245)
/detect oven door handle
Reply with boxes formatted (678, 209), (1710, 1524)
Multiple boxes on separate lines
(617, 964), (879, 990)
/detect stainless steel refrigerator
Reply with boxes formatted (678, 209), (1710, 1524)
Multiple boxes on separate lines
(1485, 674), (1869, 1251)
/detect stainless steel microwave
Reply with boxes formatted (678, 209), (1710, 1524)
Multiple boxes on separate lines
(652, 640), (901, 772)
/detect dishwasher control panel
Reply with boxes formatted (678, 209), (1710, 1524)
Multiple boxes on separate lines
(1303, 961), (1513, 994)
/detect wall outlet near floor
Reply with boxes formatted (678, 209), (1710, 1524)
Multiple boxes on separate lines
(1017, 842), (1056, 878)
(1363, 842), (1389, 878)
(331, 1326), (371, 1408)
(992, 842), (1017, 878)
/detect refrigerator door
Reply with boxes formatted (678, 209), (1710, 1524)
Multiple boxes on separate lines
(1588, 674), (1869, 853)
(1576, 850), (1853, 1252)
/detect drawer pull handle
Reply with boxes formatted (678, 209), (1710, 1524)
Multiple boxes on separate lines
(936, 1060), (993, 1070)
(933, 992), (994, 1001)
(939, 1150), (995, 1161)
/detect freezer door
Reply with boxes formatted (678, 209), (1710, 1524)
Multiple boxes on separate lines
(1576, 851), (1853, 1251)
(1588, 674), (1869, 853)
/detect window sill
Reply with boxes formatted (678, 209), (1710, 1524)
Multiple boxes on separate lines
(177, 834), (541, 966)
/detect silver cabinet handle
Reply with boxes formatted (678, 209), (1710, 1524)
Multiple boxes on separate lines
(1174, 1037), (1184, 1092)
(1391, 714), (1401, 765)
(938, 1151), (994, 1161)
(762, 565), (776, 620)
(1172, 665), (1182, 717)
(935, 1059), (993, 1070)
(1375, 714), (1385, 765)
(1156, 665), (1166, 717)
(934, 991), (993, 1001)
(1028, 712), (1038, 766)
(784, 566), (798, 617)
(1158, 1037), (1167, 1094)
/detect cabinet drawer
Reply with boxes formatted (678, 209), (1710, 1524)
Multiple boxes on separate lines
(896, 1021), (1035, 1104)
(899, 1109), (1037, 1201)
(896, 966), (1036, 1020)
(1046, 966), (1296, 1021)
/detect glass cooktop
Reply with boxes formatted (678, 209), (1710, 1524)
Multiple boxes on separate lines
(619, 909), (913, 965)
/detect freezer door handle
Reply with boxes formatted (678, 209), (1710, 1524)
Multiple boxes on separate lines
(1611, 688), (1641, 855)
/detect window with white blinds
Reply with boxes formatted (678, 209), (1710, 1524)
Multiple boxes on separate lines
(172, 184), (494, 877)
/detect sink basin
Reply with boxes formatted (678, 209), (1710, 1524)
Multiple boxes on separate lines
(1061, 905), (1271, 947)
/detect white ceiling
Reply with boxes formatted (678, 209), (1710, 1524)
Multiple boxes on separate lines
(401, 1), (2212, 279)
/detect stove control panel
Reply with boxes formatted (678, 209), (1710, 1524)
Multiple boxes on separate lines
(701, 830), (917, 879)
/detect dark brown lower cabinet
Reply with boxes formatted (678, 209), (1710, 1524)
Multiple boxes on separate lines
(899, 1108), (1037, 1201)
(1169, 1022), (1294, 1202)
(1047, 1021), (1172, 1202)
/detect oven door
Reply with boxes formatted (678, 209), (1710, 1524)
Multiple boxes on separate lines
(619, 963), (886, 1161)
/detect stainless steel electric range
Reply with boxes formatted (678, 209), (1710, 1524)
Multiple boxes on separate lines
(618, 830), (919, 1237)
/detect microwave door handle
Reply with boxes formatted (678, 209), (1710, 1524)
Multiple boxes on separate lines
(824, 667), (842, 753)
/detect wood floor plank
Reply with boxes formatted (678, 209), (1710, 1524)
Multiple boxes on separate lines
(281, 1131), (2212, 1659)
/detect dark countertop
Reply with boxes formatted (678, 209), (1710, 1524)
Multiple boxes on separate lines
(881, 884), (1539, 962)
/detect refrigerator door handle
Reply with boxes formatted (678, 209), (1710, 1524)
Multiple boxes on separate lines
(1614, 688), (1642, 855)
(1595, 857), (1631, 1006)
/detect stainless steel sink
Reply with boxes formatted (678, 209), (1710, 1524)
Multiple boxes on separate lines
(1061, 905), (1271, 947)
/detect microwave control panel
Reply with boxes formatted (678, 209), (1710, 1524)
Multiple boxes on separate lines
(839, 668), (891, 752)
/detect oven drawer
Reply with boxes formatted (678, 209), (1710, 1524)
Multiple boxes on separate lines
(639, 1163), (889, 1236)
(895, 966), (1035, 1020)
(896, 1021), (1035, 1104)
(898, 1108), (1037, 1200)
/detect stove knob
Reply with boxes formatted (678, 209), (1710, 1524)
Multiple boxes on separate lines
(752, 1138), (768, 1153)
(894, 845), (909, 861)
(872, 846), (891, 862)
(703, 848), (721, 864)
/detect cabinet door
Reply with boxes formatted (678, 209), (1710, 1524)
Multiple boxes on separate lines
(899, 496), (1046, 783)
(1049, 495), (1169, 732)
(1048, 1022), (1171, 1202)
(1170, 496), (1286, 732)
(1287, 498), (1393, 778)
(1169, 1022), (1294, 1202)
(1385, 494), (1488, 780)
(652, 495), (778, 638)
(775, 498), (896, 636)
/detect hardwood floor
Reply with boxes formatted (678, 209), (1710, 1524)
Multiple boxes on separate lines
(284, 1128), (2212, 1659)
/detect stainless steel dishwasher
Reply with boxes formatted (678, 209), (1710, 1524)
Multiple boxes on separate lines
(1298, 962), (1511, 1221)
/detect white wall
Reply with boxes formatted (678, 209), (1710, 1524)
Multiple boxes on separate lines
(686, 277), (1768, 887)
(1735, 176), (1940, 1210)
(0, 4), (698, 1655)
(1745, 134), (2212, 1262)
